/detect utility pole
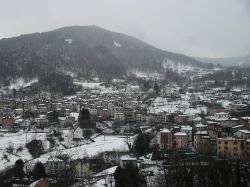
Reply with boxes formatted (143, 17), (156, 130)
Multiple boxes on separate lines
(26, 128), (28, 144)
(104, 127), (106, 141)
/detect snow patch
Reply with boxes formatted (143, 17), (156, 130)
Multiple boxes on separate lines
(73, 81), (117, 93)
(65, 38), (72, 44)
(113, 40), (122, 48)
(127, 69), (163, 80)
(162, 59), (199, 74)
(6, 78), (38, 90)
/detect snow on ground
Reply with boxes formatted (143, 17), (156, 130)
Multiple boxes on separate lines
(64, 71), (77, 78)
(184, 107), (207, 115)
(217, 100), (232, 108)
(94, 178), (114, 187)
(127, 69), (163, 80)
(61, 135), (128, 158)
(0, 128), (129, 171)
(148, 97), (188, 114)
(148, 96), (206, 115)
(30, 135), (129, 164)
(113, 40), (122, 48)
(69, 112), (79, 121)
(162, 59), (200, 74)
(74, 81), (103, 89)
(65, 38), (72, 44)
(73, 81), (116, 93)
(125, 84), (140, 92)
(94, 166), (117, 187)
(111, 79), (125, 84)
(0, 131), (48, 171)
(95, 166), (118, 177)
(1, 78), (38, 91)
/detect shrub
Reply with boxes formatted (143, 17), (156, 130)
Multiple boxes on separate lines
(16, 146), (23, 152)
(26, 139), (44, 158)
(6, 143), (14, 153)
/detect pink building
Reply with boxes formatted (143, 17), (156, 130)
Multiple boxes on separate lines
(173, 132), (188, 149)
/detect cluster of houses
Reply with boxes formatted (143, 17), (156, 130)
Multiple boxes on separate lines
(158, 87), (250, 160)
(1, 85), (250, 164)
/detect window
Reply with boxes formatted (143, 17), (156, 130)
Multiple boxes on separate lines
(234, 141), (237, 145)
(218, 141), (221, 144)
(225, 146), (228, 150)
(225, 141), (228, 144)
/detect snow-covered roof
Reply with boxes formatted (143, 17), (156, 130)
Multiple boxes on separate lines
(196, 131), (208, 135)
(160, 128), (171, 133)
(193, 117), (202, 121)
(174, 132), (187, 136)
(238, 129), (250, 134)
(232, 125), (244, 129)
(215, 112), (229, 115)
(240, 117), (250, 120)
(120, 155), (137, 161)
(181, 126), (192, 131)
(29, 180), (38, 187)
(217, 137), (244, 141)
(230, 118), (239, 121)
(195, 123), (207, 128)
(95, 166), (118, 177)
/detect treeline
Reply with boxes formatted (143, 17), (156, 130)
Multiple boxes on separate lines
(154, 159), (250, 187)
(20, 73), (81, 95)
(197, 67), (250, 88)
(0, 159), (46, 187)
(38, 73), (78, 95)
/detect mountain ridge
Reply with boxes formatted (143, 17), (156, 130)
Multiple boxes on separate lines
(196, 54), (250, 67)
(0, 25), (214, 85)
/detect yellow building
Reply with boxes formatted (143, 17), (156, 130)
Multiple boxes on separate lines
(244, 140), (250, 159)
(194, 131), (208, 150)
(217, 138), (244, 159)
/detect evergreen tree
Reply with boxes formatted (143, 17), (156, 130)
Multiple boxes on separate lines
(154, 82), (160, 96)
(114, 165), (146, 187)
(13, 159), (25, 178)
(32, 162), (46, 180)
(134, 132), (154, 156)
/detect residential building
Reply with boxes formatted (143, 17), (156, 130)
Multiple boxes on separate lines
(173, 132), (188, 149)
(217, 138), (244, 159)
(159, 128), (172, 150)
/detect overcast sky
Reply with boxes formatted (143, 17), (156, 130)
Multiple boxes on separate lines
(0, 0), (250, 58)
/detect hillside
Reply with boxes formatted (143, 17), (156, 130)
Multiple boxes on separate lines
(0, 25), (213, 85)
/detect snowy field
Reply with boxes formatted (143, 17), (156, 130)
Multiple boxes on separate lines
(0, 131), (47, 171)
(33, 135), (129, 163)
(0, 131), (129, 171)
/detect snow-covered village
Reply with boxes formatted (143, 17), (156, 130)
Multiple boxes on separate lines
(2, 1), (250, 187)
(1, 72), (250, 186)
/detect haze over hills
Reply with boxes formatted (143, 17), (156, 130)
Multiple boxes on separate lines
(0, 25), (215, 84)
(196, 54), (250, 67)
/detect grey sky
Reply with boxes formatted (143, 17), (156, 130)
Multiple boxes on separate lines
(0, 0), (250, 58)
